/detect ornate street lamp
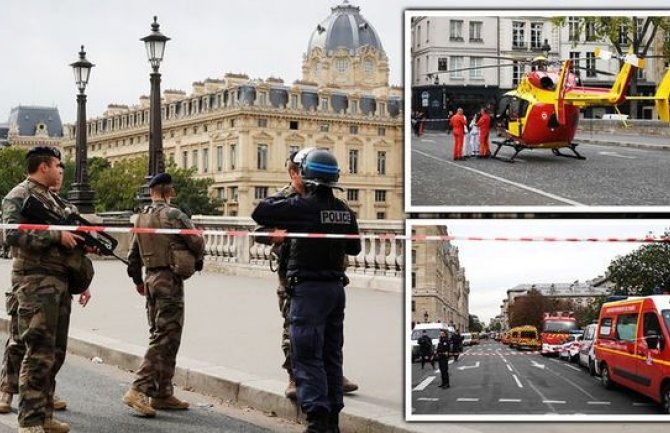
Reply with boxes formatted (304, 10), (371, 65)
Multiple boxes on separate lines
(136, 16), (170, 207)
(67, 45), (96, 214)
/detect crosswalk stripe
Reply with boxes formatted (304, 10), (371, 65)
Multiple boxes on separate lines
(413, 376), (436, 392)
(417, 398), (439, 402)
(457, 398), (479, 402)
(587, 401), (611, 405)
(499, 399), (522, 402)
(543, 400), (566, 404)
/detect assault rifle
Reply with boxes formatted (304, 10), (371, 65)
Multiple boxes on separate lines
(20, 195), (129, 265)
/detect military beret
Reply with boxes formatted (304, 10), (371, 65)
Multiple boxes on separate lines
(26, 146), (61, 160)
(148, 172), (172, 188)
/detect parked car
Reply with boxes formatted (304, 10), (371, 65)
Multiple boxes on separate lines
(462, 332), (473, 346)
(411, 322), (454, 362)
(558, 333), (583, 362)
(578, 323), (598, 375)
(594, 295), (670, 413)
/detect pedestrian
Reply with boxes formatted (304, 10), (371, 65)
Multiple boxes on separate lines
(450, 330), (462, 362)
(0, 162), (91, 417)
(252, 148), (361, 433)
(436, 330), (450, 388)
(418, 111), (426, 136)
(477, 107), (492, 157)
(1, 146), (90, 433)
(123, 173), (205, 418)
(449, 108), (467, 161)
(417, 331), (435, 370)
(468, 113), (480, 158)
(254, 149), (358, 400)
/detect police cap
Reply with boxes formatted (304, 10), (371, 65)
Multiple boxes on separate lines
(148, 172), (172, 188)
(26, 146), (61, 161)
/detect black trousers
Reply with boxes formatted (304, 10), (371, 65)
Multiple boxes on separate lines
(420, 353), (434, 369)
(438, 355), (449, 386)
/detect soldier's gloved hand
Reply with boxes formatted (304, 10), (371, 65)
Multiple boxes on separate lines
(195, 259), (204, 272)
(60, 231), (84, 249)
(135, 283), (145, 296)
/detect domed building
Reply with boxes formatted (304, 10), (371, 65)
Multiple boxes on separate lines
(62, 2), (402, 221)
(302, 1), (390, 90)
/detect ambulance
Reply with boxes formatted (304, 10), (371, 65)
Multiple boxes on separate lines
(594, 295), (670, 413)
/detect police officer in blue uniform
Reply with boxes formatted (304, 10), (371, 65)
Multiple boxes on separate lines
(252, 148), (361, 433)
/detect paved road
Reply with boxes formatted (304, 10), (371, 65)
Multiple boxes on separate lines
(410, 132), (670, 207)
(0, 345), (302, 433)
(411, 340), (661, 416)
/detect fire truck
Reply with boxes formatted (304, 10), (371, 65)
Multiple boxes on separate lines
(541, 311), (579, 356)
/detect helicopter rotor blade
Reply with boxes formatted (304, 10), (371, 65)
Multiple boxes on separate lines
(573, 65), (616, 76)
(428, 63), (520, 76)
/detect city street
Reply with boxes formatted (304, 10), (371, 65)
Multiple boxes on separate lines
(411, 340), (661, 415)
(410, 132), (670, 207)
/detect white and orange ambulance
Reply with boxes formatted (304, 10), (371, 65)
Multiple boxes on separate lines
(594, 295), (670, 413)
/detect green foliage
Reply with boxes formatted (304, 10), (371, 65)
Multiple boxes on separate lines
(166, 162), (223, 216)
(0, 147), (26, 199)
(607, 233), (670, 295)
(468, 314), (483, 333)
(91, 156), (147, 212)
(59, 159), (76, 197)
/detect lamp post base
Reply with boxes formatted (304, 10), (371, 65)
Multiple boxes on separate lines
(67, 183), (96, 214)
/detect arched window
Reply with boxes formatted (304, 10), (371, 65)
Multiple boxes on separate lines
(335, 58), (349, 73)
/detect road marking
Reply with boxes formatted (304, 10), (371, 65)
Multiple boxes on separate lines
(499, 399), (522, 403)
(633, 402), (655, 407)
(457, 398), (480, 402)
(417, 398), (439, 402)
(565, 364), (581, 372)
(512, 374), (524, 388)
(598, 151), (636, 159)
(543, 400), (566, 404)
(422, 139), (436, 143)
(506, 364), (513, 372)
(457, 361), (480, 371)
(412, 149), (585, 206)
(587, 401), (611, 405)
(413, 376), (435, 391)
(531, 360), (546, 370)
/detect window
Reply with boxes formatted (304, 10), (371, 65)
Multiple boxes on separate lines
(586, 52), (596, 77)
(450, 56), (464, 78)
(335, 58), (349, 73)
(411, 249), (417, 264)
(257, 144), (268, 170)
(377, 127), (386, 136)
(363, 59), (374, 75)
(512, 63), (525, 86)
(530, 23), (543, 49)
(411, 272), (416, 288)
(216, 146), (224, 172)
(512, 21), (525, 49)
(417, 25), (421, 47)
(585, 20), (596, 41)
(230, 144), (237, 170)
(321, 98), (329, 112)
(259, 92), (267, 106)
(258, 118), (268, 128)
(376, 212), (386, 220)
(216, 188), (225, 200)
(320, 123), (329, 133)
(202, 148), (209, 173)
(469, 21), (483, 42)
(254, 186), (269, 200)
(449, 20), (463, 41)
(618, 22), (628, 45)
(438, 57), (448, 72)
(375, 190), (386, 202)
(230, 186), (238, 202)
(570, 51), (581, 73)
(347, 189), (359, 202)
(230, 119), (236, 128)
(568, 16), (579, 42)
(415, 58), (420, 84)
(182, 150), (188, 168)
(616, 314), (638, 342)
(377, 151), (386, 175)
(349, 125), (359, 135)
(289, 121), (299, 130)
(349, 149), (359, 174)
(191, 149), (199, 171)
(426, 20), (430, 42)
(643, 312), (663, 339)
(600, 318), (614, 338)
(469, 57), (483, 79)
(290, 94), (298, 109)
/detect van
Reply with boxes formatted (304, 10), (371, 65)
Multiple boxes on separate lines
(578, 323), (598, 375)
(462, 332), (473, 346)
(509, 328), (520, 349)
(594, 295), (670, 413)
(516, 325), (541, 351)
(471, 332), (480, 345)
(411, 322), (454, 362)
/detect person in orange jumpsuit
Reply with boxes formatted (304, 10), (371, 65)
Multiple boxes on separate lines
(449, 108), (467, 161)
(476, 108), (492, 158)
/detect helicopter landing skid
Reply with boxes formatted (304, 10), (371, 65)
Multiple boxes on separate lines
(491, 139), (528, 163)
(551, 144), (586, 160)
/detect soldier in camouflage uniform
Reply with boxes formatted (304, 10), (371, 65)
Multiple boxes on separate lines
(1, 146), (86, 433)
(123, 173), (204, 418)
(259, 150), (358, 400)
(0, 162), (90, 416)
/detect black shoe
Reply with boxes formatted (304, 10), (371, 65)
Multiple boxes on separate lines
(305, 411), (329, 433)
(327, 412), (341, 433)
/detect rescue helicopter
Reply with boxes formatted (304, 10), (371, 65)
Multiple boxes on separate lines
(431, 49), (670, 162)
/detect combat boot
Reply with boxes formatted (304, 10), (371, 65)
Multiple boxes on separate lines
(304, 411), (328, 433)
(327, 411), (341, 433)
(43, 417), (70, 433)
(18, 427), (45, 433)
(150, 395), (189, 410)
(53, 395), (67, 411)
(342, 376), (358, 394)
(285, 379), (297, 400)
(0, 392), (12, 413)
(122, 388), (156, 417)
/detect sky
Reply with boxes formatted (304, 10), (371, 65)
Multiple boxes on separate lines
(413, 220), (670, 326)
(0, 0), (662, 124)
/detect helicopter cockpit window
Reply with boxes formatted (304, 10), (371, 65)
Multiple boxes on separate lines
(509, 97), (529, 121)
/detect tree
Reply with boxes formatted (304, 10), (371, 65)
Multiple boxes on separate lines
(468, 314), (483, 333)
(607, 232), (670, 295)
(508, 289), (548, 330)
(0, 148), (27, 199)
(91, 156), (147, 212)
(166, 163), (223, 216)
(552, 17), (670, 118)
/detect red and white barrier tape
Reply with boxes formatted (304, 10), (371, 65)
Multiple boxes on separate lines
(1, 224), (670, 243)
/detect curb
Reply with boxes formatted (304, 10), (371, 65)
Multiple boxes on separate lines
(574, 137), (670, 152)
(0, 317), (425, 433)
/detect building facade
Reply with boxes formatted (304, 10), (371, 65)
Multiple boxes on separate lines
(411, 225), (470, 331)
(61, 2), (403, 220)
(1, 106), (64, 149)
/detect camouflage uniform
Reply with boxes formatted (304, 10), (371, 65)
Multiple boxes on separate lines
(127, 199), (204, 398)
(1, 178), (72, 428)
